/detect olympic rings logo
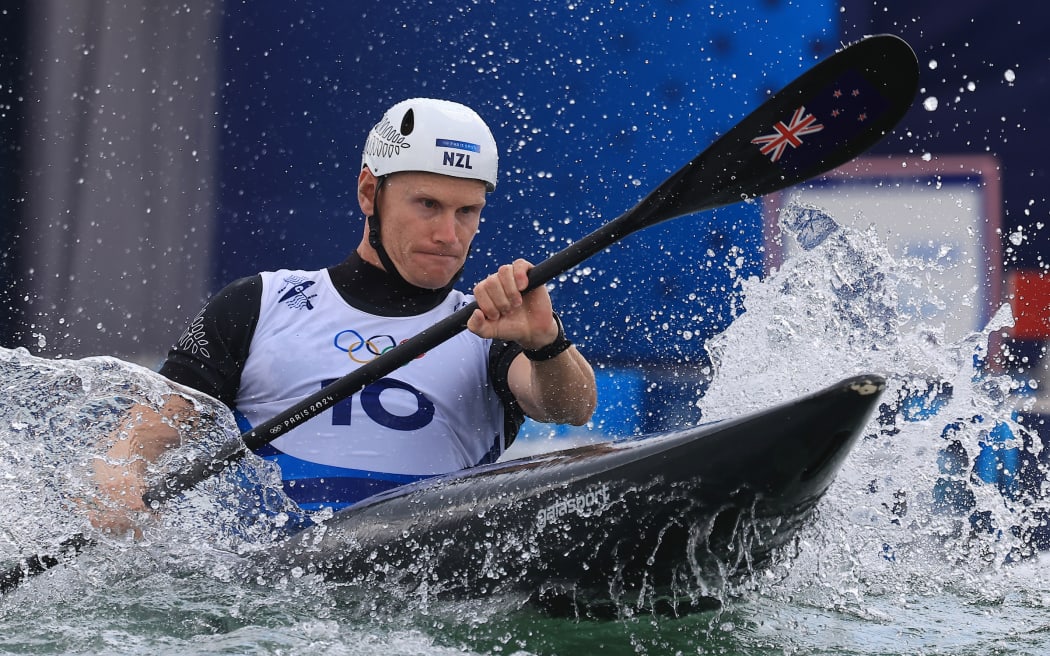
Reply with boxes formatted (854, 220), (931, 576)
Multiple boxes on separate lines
(332, 329), (426, 364)
(333, 330), (397, 363)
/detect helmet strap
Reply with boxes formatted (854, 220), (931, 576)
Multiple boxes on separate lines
(366, 175), (467, 292)
(366, 177), (409, 286)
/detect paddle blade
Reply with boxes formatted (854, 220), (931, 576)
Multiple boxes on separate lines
(625, 34), (919, 229)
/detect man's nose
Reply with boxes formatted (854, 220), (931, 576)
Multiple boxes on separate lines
(433, 211), (458, 243)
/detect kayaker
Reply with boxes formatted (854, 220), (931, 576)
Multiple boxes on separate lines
(91, 98), (597, 535)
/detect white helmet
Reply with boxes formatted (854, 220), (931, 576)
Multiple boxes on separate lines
(362, 98), (499, 191)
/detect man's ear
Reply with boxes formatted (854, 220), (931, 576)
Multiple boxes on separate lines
(358, 168), (378, 215)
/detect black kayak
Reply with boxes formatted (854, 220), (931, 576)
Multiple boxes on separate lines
(262, 374), (885, 615)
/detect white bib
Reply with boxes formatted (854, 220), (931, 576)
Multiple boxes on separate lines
(237, 269), (506, 480)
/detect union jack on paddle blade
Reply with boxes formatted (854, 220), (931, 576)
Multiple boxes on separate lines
(751, 106), (825, 162)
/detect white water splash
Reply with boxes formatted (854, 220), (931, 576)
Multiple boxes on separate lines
(0, 348), (297, 574)
(708, 200), (1050, 618)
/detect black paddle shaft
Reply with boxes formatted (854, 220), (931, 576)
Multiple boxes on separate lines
(144, 34), (918, 505)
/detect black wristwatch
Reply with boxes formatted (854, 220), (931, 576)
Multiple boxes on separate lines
(523, 312), (573, 362)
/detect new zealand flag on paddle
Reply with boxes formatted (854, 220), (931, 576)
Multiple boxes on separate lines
(751, 67), (891, 174)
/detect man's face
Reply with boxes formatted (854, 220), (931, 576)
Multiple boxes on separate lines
(373, 171), (487, 289)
